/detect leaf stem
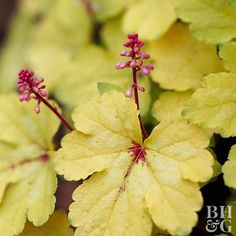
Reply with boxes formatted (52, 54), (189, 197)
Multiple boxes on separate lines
(35, 93), (74, 132)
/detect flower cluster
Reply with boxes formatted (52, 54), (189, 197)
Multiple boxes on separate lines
(115, 33), (154, 76)
(18, 69), (46, 113)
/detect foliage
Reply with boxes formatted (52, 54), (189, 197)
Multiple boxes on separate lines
(55, 92), (213, 236)
(0, 94), (60, 235)
(0, 0), (236, 235)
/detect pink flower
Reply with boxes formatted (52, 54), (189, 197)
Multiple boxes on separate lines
(17, 69), (47, 113)
(115, 33), (154, 76)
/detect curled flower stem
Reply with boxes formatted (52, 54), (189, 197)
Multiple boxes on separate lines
(35, 93), (74, 132)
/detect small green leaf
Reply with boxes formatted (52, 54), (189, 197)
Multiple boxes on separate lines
(97, 82), (123, 95)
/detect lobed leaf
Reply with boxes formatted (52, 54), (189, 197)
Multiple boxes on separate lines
(149, 23), (223, 91)
(55, 92), (214, 236)
(0, 94), (60, 235)
(19, 210), (74, 236)
(183, 72), (236, 137)
(122, 0), (176, 40)
(171, 0), (236, 44)
(152, 91), (193, 122)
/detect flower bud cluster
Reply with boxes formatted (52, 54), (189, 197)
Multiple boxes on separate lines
(115, 33), (154, 76)
(18, 69), (47, 113)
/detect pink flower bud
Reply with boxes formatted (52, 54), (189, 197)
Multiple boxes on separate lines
(123, 42), (131, 47)
(138, 86), (145, 92)
(35, 105), (40, 114)
(146, 64), (154, 70)
(125, 87), (133, 98)
(139, 52), (150, 59)
(120, 50), (127, 56)
(19, 94), (25, 102)
(141, 66), (150, 75)
(128, 33), (138, 40)
(40, 90), (47, 97)
(130, 59), (136, 68)
(133, 47), (140, 53)
(115, 62), (128, 69)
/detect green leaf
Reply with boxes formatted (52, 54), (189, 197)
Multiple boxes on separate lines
(97, 82), (123, 95)
(90, 0), (133, 22)
(171, 0), (236, 44)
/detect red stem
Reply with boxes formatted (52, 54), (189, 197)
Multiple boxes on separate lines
(35, 93), (74, 132)
(131, 65), (148, 140)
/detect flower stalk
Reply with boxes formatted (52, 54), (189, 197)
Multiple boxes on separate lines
(116, 33), (153, 140)
(17, 69), (74, 132)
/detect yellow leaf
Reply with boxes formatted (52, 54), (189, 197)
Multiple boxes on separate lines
(19, 210), (74, 236)
(0, 93), (60, 236)
(219, 41), (236, 73)
(122, 0), (176, 40)
(55, 92), (213, 236)
(152, 91), (193, 122)
(149, 23), (223, 91)
(171, 0), (236, 44)
(183, 72), (236, 137)
(222, 144), (236, 188)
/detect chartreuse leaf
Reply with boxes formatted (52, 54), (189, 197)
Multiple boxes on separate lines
(26, 1), (92, 92)
(53, 46), (151, 116)
(183, 72), (236, 137)
(122, 0), (176, 40)
(101, 17), (127, 56)
(152, 91), (193, 122)
(30, 0), (91, 47)
(149, 23), (223, 91)
(97, 82), (123, 95)
(219, 41), (236, 73)
(55, 92), (213, 236)
(19, 211), (74, 236)
(171, 0), (236, 44)
(90, 0), (133, 22)
(0, 93), (60, 236)
(222, 145), (236, 188)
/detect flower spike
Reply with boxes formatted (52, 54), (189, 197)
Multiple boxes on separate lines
(115, 33), (154, 76)
(18, 69), (46, 113)
(17, 69), (74, 131)
(116, 34), (153, 140)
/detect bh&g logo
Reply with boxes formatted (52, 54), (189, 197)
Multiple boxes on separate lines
(205, 205), (232, 233)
